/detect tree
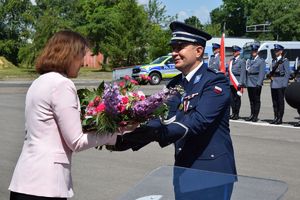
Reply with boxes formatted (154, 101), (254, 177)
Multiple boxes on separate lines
(184, 16), (203, 30)
(247, 0), (300, 40)
(144, 0), (176, 28)
(210, 0), (260, 37)
(19, 0), (82, 67)
(0, 0), (34, 65)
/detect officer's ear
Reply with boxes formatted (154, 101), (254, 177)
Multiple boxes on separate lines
(195, 45), (204, 59)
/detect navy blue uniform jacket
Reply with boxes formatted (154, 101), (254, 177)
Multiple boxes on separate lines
(149, 63), (236, 175)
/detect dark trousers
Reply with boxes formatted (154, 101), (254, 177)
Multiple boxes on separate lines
(271, 88), (286, 120)
(10, 192), (67, 200)
(247, 86), (262, 117)
(230, 85), (241, 115)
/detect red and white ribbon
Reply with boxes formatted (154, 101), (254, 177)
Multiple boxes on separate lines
(228, 60), (243, 96)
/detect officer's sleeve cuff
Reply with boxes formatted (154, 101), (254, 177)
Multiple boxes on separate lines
(158, 122), (188, 147)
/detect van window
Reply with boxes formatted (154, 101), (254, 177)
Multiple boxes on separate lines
(258, 50), (267, 60)
(165, 57), (174, 64)
(271, 49), (300, 60)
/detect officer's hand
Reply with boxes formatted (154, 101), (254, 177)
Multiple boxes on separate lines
(112, 126), (163, 151)
(237, 85), (241, 91)
(278, 59), (284, 64)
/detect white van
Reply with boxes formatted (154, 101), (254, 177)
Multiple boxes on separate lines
(242, 41), (300, 73)
(205, 37), (255, 63)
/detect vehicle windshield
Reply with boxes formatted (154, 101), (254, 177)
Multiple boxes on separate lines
(242, 49), (251, 60)
(150, 56), (168, 64)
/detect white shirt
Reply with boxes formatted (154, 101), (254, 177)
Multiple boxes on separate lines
(182, 61), (203, 82)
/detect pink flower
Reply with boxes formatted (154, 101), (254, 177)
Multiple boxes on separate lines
(96, 103), (105, 113)
(130, 79), (139, 85)
(88, 101), (94, 107)
(139, 96), (145, 100)
(117, 104), (126, 113)
(124, 75), (130, 81)
(121, 96), (129, 104)
(137, 91), (145, 100)
(118, 81), (125, 87)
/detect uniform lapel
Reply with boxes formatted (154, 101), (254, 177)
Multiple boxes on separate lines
(186, 63), (207, 95)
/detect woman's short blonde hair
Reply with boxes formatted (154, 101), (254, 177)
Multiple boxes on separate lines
(35, 30), (88, 76)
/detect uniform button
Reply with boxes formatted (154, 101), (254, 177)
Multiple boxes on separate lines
(210, 154), (215, 158)
(178, 148), (182, 151)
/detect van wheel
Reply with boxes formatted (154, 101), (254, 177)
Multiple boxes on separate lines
(149, 72), (161, 85)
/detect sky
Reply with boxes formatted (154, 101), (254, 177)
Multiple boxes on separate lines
(137, 0), (223, 24)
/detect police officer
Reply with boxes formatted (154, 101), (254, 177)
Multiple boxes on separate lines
(208, 43), (220, 70)
(114, 21), (236, 186)
(228, 45), (246, 120)
(290, 63), (300, 126)
(268, 44), (290, 125)
(295, 67), (300, 127)
(245, 44), (266, 122)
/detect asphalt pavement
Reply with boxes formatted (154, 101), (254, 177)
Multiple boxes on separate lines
(0, 81), (299, 200)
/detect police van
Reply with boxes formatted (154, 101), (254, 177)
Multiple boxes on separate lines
(242, 41), (300, 74)
(132, 55), (180, 85)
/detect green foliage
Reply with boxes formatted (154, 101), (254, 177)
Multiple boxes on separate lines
(144, 0), (176, 28)
(204, 23), (222, 37)
(184, 16), (203, 30)
(247, 0), (300, 40)
(210, 0), (300, 40)
(0, 0), (33, 65)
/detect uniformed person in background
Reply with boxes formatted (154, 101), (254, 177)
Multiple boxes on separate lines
(113, 21), (236, 198)
(208, 43), (220, 70)
(228, 45), (246, 120)
(268, 44), (290, 125)
(291, 62), (300, 127)
(245, 44), (266, 122)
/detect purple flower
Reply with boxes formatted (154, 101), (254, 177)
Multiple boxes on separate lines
(133, 90), (167, 119)
(102, 83), (122, 115)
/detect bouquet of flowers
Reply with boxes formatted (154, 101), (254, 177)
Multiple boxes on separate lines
(77, 75), (181, 135)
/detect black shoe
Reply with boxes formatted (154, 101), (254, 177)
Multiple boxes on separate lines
(230, 114), (235, 119)
(275, 118), (282, 125)
(232, 114), (239, 120)
(245, 115), (253, 121)
(270, 118), (278, 124)
(252, 116), (258, 122)
(294, 122), (300, 127)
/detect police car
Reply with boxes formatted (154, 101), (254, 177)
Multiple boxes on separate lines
(132, 55), (181, 85)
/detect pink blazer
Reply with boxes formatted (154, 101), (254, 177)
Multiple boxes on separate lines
(9, 72), (116, 198)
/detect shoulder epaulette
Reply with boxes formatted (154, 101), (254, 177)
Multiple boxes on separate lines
(207, 67), (222, 74)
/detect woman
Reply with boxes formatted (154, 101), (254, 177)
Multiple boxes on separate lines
(9, 30), (118, 200)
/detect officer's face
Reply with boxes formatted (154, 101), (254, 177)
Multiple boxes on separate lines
(233, 51), (240, 57)
(251, 50), (258, 57)
(171, 42), (203, 75)
(275, 49), (282, 57)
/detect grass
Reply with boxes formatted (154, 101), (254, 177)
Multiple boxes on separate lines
(0, 67), (113, 81)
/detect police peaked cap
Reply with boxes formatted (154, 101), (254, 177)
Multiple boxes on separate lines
(169, 21), (212, 47)
(212, 43), (221, 49)
(250, 44), (260, 51)
(274, 44), (284, 50)
(232, 45), (242, 52)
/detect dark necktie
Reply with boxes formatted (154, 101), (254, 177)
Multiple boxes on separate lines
(182, 78), (188, 89)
